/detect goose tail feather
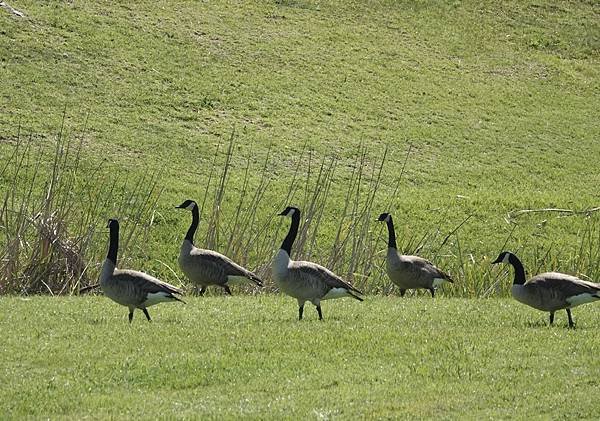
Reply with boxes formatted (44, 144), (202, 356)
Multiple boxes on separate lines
(347, 291), (364, 302)
(172, 294), (186, 304)
(249, 275), (263, 287)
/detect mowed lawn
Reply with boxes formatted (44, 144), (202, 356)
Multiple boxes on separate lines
(1, 295), (599, 419)
(2, 0), (600, 284)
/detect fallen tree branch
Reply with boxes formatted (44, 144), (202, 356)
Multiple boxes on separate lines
(0, 1), (25, 17)
(509, 207), (600, 219)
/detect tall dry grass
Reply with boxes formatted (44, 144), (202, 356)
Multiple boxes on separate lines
(2, 123), (598, 297)
(183, 133), (600, 298)
(0, 119), (161, 295)
(187, 135), (473, 295)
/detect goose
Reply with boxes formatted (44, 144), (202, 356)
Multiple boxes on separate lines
(377, 212), (453, 297)
(492, 251), (600, 327)
(100, 219), (184, 323)
(175, 199), (263, 295)
(273, 206), (363, 320)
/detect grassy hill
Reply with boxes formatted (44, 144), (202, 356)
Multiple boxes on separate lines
(1, 1), (599, 294)
(2, 4), (600, 419)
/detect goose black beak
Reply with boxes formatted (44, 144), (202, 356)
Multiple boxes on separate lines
(491, 257), (502, 264)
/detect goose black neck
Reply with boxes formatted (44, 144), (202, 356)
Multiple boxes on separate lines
(385, 217), (397, 250)
(185, 206), (199, 243)
(107, 223), (119, 266)
(509, 255), (526, 285)
(281, 211), (300, 255)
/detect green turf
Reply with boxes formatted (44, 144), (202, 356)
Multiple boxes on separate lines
(1, 1), (599, 290)
(1, 295), (600, 418)
(2, 2), (599, 418)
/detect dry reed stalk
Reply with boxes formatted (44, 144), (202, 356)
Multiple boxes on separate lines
(1, 117), (163, 295)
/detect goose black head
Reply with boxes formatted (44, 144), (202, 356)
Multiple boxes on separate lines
(377, 212), (391, 222)
(107, 218), (119, 229)
(176, 199), (197, 211)
(278, 206), (299, 217)
(492, 251), (514, 265)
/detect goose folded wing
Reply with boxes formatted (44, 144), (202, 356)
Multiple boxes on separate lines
(294, 261), (363, 295)
(193, 250), (262, 282)
(531, 272), (600, 296)
(410, 256), (453, 282)
(114, 270), (183, 295)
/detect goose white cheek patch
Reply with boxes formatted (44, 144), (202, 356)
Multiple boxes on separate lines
(502, 253), (510, 264)
(186, 203), (196, 211)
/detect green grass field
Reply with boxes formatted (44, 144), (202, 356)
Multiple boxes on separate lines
(1, 2), (600, 418)
(1, 295), (600, 419)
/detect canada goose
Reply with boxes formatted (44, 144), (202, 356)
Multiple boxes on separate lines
(273, 206), (363, 320)
(100, 219), (184, 323)
(376, 212), (453, 297)
(175, 199), (263, 295)
(492, 251), (600, 327)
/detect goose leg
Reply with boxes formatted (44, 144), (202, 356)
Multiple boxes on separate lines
(128, 311), (134, 323)
(429, 288), (435, 298)
(297, 299), (307, 320)
(566, 309), (575, 328)
(549, 312), (555, 325)
(400, 289), (406, 297)
(142, 308), (152, 322)
(198, 286), (206, 296)
(223, 285), (232, 296)
(316, 305), (323, 321)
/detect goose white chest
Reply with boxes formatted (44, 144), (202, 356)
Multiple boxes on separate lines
(272, 249), (291, 283)
(100, 259), (116, 286)
(511, 284), (529, 306)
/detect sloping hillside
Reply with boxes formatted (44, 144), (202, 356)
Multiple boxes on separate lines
(1, 1), (599, 293)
